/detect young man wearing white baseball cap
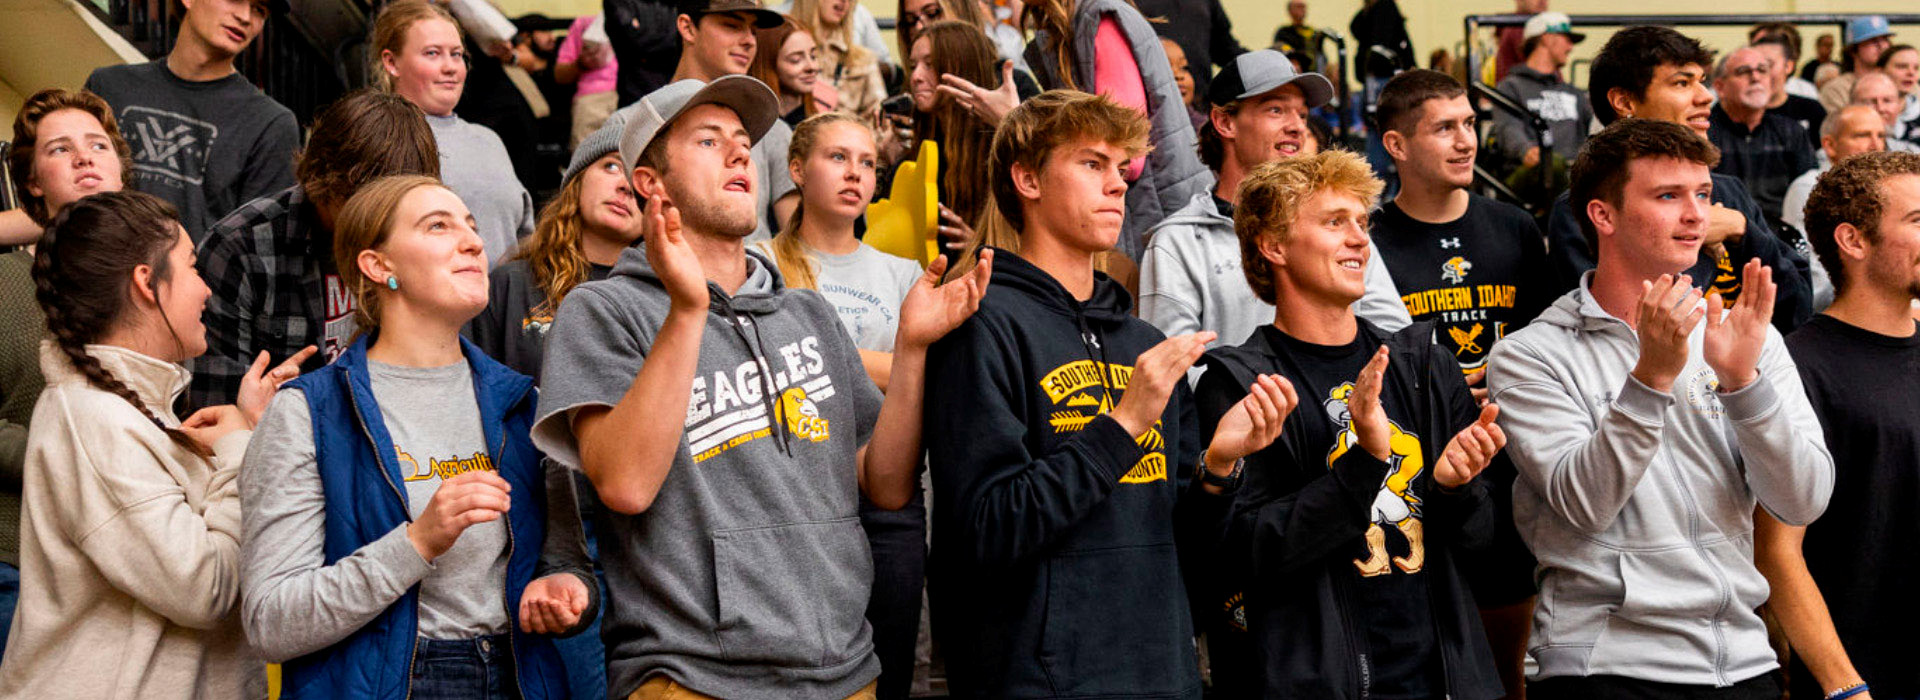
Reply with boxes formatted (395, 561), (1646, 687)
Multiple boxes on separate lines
(1493, 11), (1592, 172)
(530, 75), (990, 700)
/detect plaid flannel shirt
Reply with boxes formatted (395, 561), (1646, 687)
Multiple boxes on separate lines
(190, 185), (330, 409)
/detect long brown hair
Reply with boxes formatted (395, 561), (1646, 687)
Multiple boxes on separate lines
(770, 112), (873, 291)
(8, 89), (132, 225)
(370, 0), (459, 92)
(914, 21), (1003, 232)
(895, 0), (994, 68)
(297, 89), (441, 210)
(514, 167), (594, 317)
(333, 174), (445, 333)
(32, 191), (205, 456)
(750, 18), (818, 115)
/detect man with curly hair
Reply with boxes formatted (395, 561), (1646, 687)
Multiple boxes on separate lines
(1761, 150), (1920, 700)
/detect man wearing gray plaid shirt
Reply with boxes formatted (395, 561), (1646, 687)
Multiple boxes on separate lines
(190, 90), (440, 408)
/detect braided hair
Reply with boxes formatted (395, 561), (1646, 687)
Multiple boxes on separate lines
(33, 191), (206, 456)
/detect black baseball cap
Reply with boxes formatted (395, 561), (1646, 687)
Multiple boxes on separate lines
(1208, 49), (1335, 108)
(677, 0), (784, 29)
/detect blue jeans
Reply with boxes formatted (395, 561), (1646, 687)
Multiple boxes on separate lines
(0, 561), (17, 655)
(410, 634), (517, 700)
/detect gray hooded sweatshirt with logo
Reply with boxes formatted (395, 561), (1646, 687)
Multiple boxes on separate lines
(1486, 276), (1833, 686)
(532, 246), (884, 700)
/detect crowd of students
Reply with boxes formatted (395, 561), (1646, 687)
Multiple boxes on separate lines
(1, 0), (1918, 700)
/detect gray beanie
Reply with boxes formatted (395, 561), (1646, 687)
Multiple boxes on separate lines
(563, 111), (628, 184)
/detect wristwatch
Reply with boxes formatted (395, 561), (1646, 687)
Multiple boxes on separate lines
(1198, 450), (1246, 491)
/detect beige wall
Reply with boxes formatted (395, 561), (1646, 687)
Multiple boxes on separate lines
(496, 0), (1917, 89)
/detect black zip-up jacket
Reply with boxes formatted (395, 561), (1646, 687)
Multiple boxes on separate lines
(923, 249), (1220, 699)
(1194, 321), (1503, 700)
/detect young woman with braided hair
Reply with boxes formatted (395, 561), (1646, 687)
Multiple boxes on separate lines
(0, 190), (305, 698)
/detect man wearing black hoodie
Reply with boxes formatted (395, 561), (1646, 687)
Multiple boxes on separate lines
(1197, 150), (1508, 699)
(923, 90), (1291, 700)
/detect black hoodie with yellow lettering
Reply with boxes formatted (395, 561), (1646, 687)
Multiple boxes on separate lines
(923, 249), (1223, 699)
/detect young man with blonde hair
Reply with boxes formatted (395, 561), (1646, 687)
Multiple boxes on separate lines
(1197, 149), (1507, 699)
(924, 90), (1288, 700)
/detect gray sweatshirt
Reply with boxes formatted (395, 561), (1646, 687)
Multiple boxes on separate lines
(1139, 192), (1411, 348)
(1486, 277), (1833, 686)
(531, 246), (885, 700)
(428, 114), (536, 267)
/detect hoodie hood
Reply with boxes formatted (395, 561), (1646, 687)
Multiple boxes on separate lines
(1532, 271), (1637, 334)
(609, 242), (786, 314)
(987, 247), (1134, 324)
(1153, 192), (1234, 230)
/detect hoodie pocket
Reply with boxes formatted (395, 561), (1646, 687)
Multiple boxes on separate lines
(1038, 544), (1191, 695)
(713, 518), (875, 668)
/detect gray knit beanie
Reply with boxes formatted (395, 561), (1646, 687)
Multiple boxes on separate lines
(563, 111), (628, 184)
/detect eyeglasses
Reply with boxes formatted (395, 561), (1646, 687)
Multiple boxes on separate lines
(1724, 63), (1772, 80)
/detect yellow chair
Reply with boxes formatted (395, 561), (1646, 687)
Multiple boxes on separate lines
(865, 140), (941, 267)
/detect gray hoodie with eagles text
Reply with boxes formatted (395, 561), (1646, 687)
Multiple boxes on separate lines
(532, 246), (885, 700)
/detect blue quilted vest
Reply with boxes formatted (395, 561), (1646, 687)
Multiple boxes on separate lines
(276, 334), (566, 700)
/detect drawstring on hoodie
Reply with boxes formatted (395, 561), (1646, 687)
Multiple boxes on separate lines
(1074, 313), (1122, 414)
(714, 291), (794, 456)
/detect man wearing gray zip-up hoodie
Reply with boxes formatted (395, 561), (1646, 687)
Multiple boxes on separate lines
(1487, 119), (1833, 698)
(1140, 51), (1409, 348)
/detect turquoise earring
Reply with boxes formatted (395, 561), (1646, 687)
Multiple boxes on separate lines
(386, 276), (399, 290)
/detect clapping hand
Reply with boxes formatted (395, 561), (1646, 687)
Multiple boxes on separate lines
(1702, 258), (1775, 393)
(1205, 374), (1297, 477)
(1629, 274), (1706, 394)
(1347, 346), (1393, 462)
(1433, 404), (1506, 489)
(895, 251), (993, 351)
(644, 194), (709, 314)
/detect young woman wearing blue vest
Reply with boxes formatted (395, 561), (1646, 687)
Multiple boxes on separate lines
(0, 191), (303, 698)
(239, 175), (585, 700)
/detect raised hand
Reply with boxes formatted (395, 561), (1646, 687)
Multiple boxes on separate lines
(1705, 203), (1746, 247)
(180, 404), (250, 452)
(1630, 274), (1706, 394)
(1433, 404), (1507, 489)
(937, 204), (977, 253)
(1206, 374), (1298, 470)
(1347, 346), (1393, 462)
(235, 345), (318, 428)
(937, 60), (1021, 125)
(1111, 332), (1216, 438)
(406, 471), (512, 562)
(896, 251), (993, 351)
(644, 194), (709, 314)
(518, 573), (591, 635)
(1702, 258), (1775, 393)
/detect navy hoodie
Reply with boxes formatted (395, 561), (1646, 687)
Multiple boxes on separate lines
(924, 249), (1218, 699)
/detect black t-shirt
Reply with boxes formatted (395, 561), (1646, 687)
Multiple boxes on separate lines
(1767, 94), (1828, 150)
(1784, 314), (1920, 699)
(1371, 193), (1553, 373)
(1210, 324), (1444, 698)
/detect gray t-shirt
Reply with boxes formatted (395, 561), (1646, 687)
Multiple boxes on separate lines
(427, 114), (536, 267)
(84, 61), (299, 243)
(757, 242), (920, 353)
(748, 119), (796, 244)
(370, 360), (509, 639)
(239, 360), (507, 662)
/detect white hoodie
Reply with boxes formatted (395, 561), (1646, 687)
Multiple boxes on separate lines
(0, 342), (257, 699)
(1487, 276), (1832, 686)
